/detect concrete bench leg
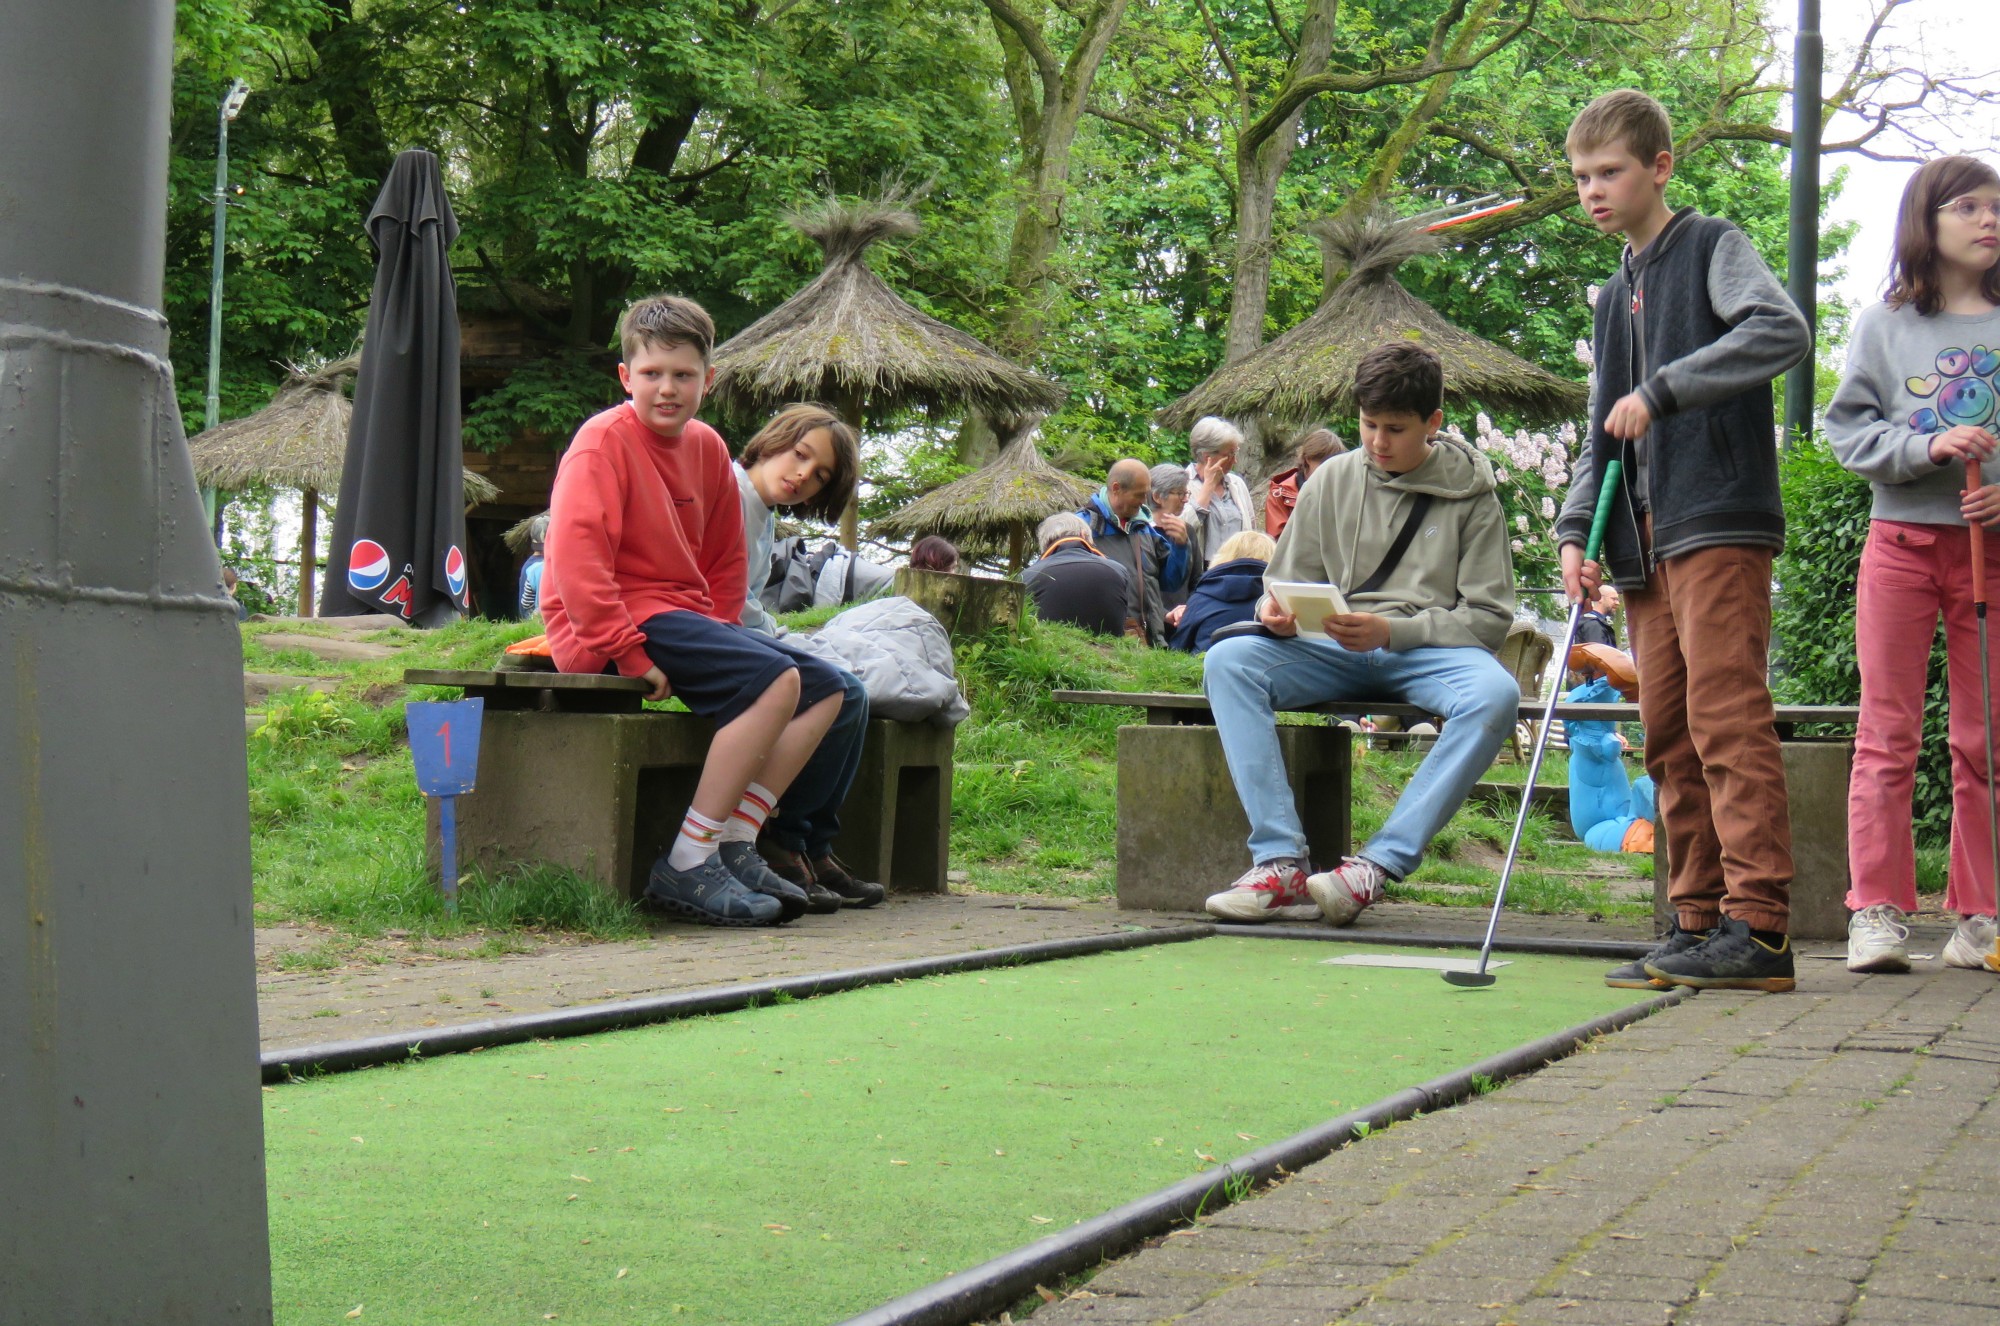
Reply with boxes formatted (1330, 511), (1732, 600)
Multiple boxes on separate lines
(833, 718), (954, 893)
(1115, 723), (1352, 912)
(429, 711), (713, 901)
(1652, 738), (1852, 942)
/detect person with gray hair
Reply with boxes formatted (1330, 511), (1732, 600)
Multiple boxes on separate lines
(1186, 415), (1254, 548)
(1079, 458), (1190, 642)
(1022, 509), (1131, 636)
(1149, 461), (1205, 609)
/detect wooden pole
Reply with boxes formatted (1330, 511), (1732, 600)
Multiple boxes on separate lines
(831, 383), (866, 551)
(298, 486), (318, 616)
(1009, 520), (1026, 575)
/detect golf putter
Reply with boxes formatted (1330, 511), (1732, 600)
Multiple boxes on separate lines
(1969, 459), (2000, 973)
(1446, 460), (1625, 987)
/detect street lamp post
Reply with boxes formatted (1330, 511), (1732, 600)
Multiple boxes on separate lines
(1784, 1), (1823, 447)
(202, 77), (249, 528)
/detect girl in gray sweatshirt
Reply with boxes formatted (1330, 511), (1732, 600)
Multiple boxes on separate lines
(1824, 154), (2000, 976)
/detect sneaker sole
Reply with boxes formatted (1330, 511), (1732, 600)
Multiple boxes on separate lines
(1846, 952), (1911, 974)
(1642, 965), (1795, 993)
(1603, 974), (1669, 990)
(829, 891), (883, 909)
(643, 891), (780, 928)
(1941, 942), (1999, 970)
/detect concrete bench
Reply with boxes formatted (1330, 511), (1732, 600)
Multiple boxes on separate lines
(406, 669), (953, 900)
(1053, 689), (1860, 939)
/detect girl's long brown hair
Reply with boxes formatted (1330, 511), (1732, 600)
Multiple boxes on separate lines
(737, 402), (859, 523)
(1887, 156), (2000, 314)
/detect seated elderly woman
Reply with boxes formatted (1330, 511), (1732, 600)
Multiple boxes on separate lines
(1147, 462), (1202, 610)
(1167, 530), (1276, 653)
(1020, 512), (1131, 636)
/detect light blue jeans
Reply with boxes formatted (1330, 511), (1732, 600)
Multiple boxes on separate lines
(1202, 634), (1520, 877)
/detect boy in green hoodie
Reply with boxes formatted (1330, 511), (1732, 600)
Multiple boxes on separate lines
(1203, 342), (1519, 925)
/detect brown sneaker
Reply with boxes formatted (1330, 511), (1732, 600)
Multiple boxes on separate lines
(809, 853), (885, 908)
(757, 840), (841, 914)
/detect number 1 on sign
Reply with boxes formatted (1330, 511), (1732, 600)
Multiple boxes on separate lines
(439, 720), (451, 767)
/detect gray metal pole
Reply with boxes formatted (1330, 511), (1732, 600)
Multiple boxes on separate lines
(1784, 0), (1823, 447)
(0, 4), (274, 1322)
(202, 80), (246, 530)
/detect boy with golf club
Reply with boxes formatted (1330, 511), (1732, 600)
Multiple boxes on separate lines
(1558, 89), (1811, 992)
(1825, 155), (2000, 975)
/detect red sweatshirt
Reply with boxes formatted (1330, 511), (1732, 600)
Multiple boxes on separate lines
(541, 404), (747, 678)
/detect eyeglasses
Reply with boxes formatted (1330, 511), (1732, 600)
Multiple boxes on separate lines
(1937, 195), (2000, 223)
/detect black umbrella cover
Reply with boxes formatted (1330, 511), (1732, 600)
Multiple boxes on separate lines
(320, 149), (468, 625)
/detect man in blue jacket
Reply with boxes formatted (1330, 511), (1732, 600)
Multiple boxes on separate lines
(1080, 458), (1190, 645)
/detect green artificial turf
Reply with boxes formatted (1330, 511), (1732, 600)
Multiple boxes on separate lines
(266, 939), (1646, 1325)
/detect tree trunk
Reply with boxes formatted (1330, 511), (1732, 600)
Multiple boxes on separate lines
(298, 487), (319, 618)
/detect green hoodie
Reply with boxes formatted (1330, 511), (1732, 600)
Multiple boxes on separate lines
(1263, 434), (1515, 653)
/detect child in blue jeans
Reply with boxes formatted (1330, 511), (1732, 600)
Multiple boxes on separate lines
(1203, 342), (1518, 924)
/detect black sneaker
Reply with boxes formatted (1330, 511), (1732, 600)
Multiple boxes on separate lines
(717, 841), (808, 923)
(1644, 917), (1795, 992)
(758, 841), (843, 914)
(810, 853), (885, 909)
(1605, 921), (1713, 990)
(643, 854), (782, 928)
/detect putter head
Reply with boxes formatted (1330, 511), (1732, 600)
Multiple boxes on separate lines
(1442, 969), (1496, 988)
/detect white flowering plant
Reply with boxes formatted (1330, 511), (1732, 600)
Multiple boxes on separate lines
(1440, 413), (1576, 588)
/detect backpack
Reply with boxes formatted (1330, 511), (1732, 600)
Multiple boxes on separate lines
(766, 536), (895, 613)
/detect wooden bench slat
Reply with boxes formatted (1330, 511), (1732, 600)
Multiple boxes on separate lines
(1051, 688), (1860, 725)
(404, 667), (648, 693)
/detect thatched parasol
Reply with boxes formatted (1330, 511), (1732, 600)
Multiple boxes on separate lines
(709, 197), (1068, 547)
(872, 419), (1094, 572)
(1160, 210), (1587, 430)
(187, 357), (499, 615)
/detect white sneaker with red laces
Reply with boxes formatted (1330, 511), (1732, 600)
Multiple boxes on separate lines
(1306, 856), (1389, 927)
(1204, 860), (1319, 923)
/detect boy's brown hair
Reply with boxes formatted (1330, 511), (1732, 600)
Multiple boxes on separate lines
(737, 402), (860, 523)
(1353, 342), (1444, 419)
(619, 294), (715, 363)
(1566, 89), (1673, 165)
(1887, 155), (2000, 315)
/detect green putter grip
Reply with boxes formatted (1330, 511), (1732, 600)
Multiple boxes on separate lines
(1584, 457), (1623, 564)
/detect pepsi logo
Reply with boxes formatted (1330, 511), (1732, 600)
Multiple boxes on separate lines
(444, 545), (467, 598)
(348, 539), (392, 593)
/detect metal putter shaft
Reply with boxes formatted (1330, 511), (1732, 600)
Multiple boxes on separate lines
(1968, 459), (2000, 973)
(1446, 461), (1625, 987)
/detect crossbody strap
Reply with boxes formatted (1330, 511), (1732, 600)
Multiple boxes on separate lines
(1352, 492), (1434, 596)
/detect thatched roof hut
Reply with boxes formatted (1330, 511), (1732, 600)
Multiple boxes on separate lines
(187, 358), (498, 614)
(873, 418), (1095, 571)
(709, 198), (1068, 546)
(1160, 210), (1587, 429)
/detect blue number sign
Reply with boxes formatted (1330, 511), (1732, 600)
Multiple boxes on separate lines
(407, 699), (484, 912)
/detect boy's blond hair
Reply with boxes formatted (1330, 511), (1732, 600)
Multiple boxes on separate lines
(1566, 89), (1673, 164)
(1213, 530), (1276, 563)
(618, 294), (715, 363)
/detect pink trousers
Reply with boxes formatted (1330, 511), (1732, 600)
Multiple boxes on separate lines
(1848, 519), (2000, 917)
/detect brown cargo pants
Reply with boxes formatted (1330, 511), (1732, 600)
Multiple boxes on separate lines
(1626, 539), (1794, 933)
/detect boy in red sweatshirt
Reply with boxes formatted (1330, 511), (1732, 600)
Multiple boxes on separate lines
(541, 295), (845, 926)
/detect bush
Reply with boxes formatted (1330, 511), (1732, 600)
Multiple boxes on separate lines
(1773, 433), (1950, 847)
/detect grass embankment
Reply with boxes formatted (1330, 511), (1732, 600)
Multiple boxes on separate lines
(265, 939), (1647, 1326)
(242, 611), (1673, 950)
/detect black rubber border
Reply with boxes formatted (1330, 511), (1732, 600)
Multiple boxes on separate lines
(834, 986), (1693, 1326)
(260, 924), (1210, 1083)
(1213, 924), (1655, 961)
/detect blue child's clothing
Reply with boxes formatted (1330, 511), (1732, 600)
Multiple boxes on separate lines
(1563, 675), (1655, 851)
(1169, 557), (1267, 652)
(517, 553), (545, 619)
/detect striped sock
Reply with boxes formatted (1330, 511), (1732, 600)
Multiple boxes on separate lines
(718, 783), (776, 845)
(666, 807), (727, 871)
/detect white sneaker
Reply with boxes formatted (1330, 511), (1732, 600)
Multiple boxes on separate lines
(1306, 856), (1390, 928)
(1942, 914), (1999, 970)
(1205, 860), (1319, 923)
(1846, 903), (1911, 973)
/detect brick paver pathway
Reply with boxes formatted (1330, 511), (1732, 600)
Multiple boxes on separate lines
(1026, 922), (2000, 1326)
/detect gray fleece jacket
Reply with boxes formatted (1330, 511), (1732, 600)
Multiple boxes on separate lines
(1263, 436), (1515, 653)
(1825, 301), (2000, 524)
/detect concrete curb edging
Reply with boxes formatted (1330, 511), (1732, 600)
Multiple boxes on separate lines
(833, 986), (1694, 1326)
(260, 924), (1213, 1083)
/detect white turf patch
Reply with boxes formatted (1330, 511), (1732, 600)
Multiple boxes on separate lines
(1320, 954), (1513, 973)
